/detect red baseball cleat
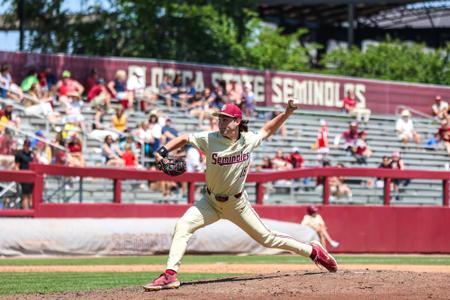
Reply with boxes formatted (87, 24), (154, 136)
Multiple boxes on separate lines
(310, 241), (338, 273)
(143, 270), (181, 291)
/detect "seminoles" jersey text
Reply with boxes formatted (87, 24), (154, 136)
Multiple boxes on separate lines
(211, 152), (249, 166)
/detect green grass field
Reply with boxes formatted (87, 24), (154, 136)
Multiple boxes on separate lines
(0, 255), (449, 296)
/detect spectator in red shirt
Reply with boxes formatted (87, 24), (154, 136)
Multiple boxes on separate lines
(67, 133), (85, 167)
(342, 90), (371, 123)
(272, 149), (292, 170)
(121, 144), (138, 167)
(85, 68), (98, 94)
(87, 78), (111, 110)
(286, 147), (304, 169)
(352, 131), (372, 165)
(314, 119), (329, 162)
(436, 119), (450, 155)
(55, 70), (84, 106)
(334, 121), (360, 154)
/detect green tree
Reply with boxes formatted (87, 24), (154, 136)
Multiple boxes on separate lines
(322, 40), (450, 85)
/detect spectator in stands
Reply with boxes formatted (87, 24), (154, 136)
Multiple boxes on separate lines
(301, 205), (339, 249)
(126, 68), (146, 111)
(102, 135), (124, 167)
(375, 156), (391, 188)
(51, 131), (67, 165)
(390, 151), (410, 197)
(15, 139), (34, 209)
(342, 90), (371, 123)
(172, 74), (189, 108)
(313, 119), (329, 162)
(67, 133), (86, 167)
(396, 109), (421, 145)
(85, 68), (98, 94)
(0, 128), (17, 169)
(87, 78), (111, 110)
(111, 107), (128, 133)
(205, 87), (223, 112)
(108, 70), (128, 109)
(37, 66), (56, 95)
(121, 144), (138, 168)
(55, 70), (84, 106)
(329, 163), (352, 201)
(188, 92), (207, 124)
(242, 82), (255, 118)
(161, 118), (178, 144)
(226, 79), (243, 106)
(148, 113), (162, 157)
(64, 92), (85, 129)
(20, 69), (39, 93)
(272, 149), (292, 170)
(89, 106), (118, 142)
(431, 95), (448, 121)
(159, 74), (175, 109)
(0, 64), (23, 101)
(286, 147), (304, 169)
(25, 83), (60, 123)
(256, 155), (273, 171)
(33, 138), (51, 165)
(436, 119), (450, 155)
(334, 121), (359, 154)
(352, 130), (371, 165)
(0, 102), (21, 133)
(136, 121), (154, 159)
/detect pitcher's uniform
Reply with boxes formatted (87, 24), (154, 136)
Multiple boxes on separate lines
(166, 130), (311, 272)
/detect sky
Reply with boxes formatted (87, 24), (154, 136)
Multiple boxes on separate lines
(0, 0), (449, 52)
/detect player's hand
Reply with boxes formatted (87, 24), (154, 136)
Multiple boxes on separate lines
(286, 99), (298, 114)
(155, 152), (162, 164)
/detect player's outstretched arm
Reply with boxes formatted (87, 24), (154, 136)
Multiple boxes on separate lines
(259, 99), (298, 140)
(155, 134), (189, 162)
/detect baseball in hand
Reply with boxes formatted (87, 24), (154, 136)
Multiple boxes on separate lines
(287, 99), (298, 110)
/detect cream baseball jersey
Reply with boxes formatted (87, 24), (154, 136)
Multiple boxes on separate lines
(188, 130), (263, 195)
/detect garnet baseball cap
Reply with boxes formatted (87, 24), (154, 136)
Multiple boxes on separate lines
(212, 104), (242, 119)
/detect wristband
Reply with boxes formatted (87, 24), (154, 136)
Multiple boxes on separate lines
(156, 146), (169, 158)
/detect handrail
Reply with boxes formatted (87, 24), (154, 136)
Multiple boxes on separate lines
(2, 123), (67, 152)
(396, 104), (434, 120)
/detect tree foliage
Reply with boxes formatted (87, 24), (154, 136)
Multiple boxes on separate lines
(322, 40), (450, 85)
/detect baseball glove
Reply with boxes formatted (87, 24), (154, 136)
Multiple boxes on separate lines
(158, 157), (186, 176)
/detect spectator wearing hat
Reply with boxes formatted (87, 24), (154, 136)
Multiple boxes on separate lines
(431, 95), (448, 121)
(55, 70), (84, 106)
(396, 109), (421, 145)
(301, 205), (339, 250)
(334, 121), (360, 154)
(67, 133), (85, 167)
(15, 139), (34, 209)
(127, 67), (151, 111)
(342, 90), (371, 123)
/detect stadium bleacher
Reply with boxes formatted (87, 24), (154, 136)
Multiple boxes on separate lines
(8, 94), (448, 207)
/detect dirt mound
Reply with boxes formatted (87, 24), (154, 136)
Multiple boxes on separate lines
(5, 269), (449, 300)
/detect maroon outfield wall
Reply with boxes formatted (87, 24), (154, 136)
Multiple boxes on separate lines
(2, 51), (450, 114)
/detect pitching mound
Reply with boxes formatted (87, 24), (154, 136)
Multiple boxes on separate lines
(5, 269), (449, 300)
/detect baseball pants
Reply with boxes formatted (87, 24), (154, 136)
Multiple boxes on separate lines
(166, 191), (313, 272)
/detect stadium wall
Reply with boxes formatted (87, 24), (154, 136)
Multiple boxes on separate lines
(1, 51), (450, 114)
(32, 204), (450, 254)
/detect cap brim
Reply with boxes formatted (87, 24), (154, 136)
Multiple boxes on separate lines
(212, 111), (238, 118)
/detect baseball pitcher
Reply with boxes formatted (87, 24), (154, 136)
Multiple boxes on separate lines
(144, 100), (338, 291)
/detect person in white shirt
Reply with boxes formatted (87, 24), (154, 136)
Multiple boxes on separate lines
(396, 109), (421, 144)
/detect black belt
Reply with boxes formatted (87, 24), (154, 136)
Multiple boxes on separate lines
(206, 188), (242, 202)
